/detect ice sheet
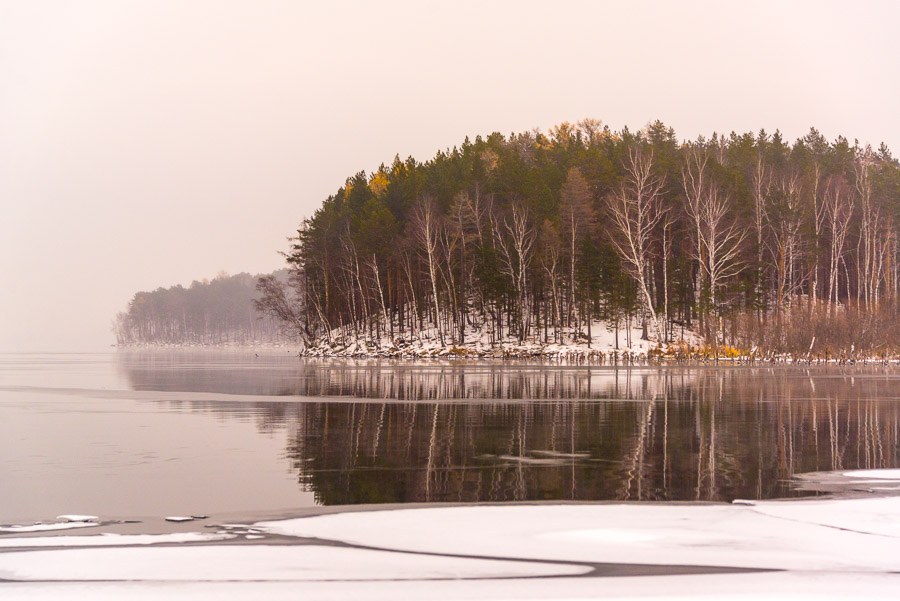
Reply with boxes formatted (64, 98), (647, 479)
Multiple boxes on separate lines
(55, 515), (98, 522)
(259, 499), (900, 572)
(4, 471), (900, 599)
(750, 496), (900, 537)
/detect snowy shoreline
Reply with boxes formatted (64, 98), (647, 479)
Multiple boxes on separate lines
(116, 342), (900, 366)
(115, 329), (900, 365)
(298, 341), (900, 364)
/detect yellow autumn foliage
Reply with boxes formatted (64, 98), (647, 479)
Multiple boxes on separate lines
(369, 171), (389, 197)
(480, 149), (499, 172)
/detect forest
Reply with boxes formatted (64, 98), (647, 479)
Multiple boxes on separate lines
(258, 120), (900, 359)
(112, 120), (900, 358)
(115, 270), (296, 346)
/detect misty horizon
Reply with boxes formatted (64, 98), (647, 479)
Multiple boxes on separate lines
(2, 0), (898, 351)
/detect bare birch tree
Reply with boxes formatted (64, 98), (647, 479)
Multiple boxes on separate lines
(559, 167), (596, 337)
(854, 146), (877, 308)
(693, 186), (747, 340)
(365, 254), (390, 334)
(412, 197), (444, 344)
(340, 233), (370, 341)
(682, 145), (710, 326)
(399, 250), (420, 340)
(438, 223), (460, 340)
(606, 145), (666, 341)
(751, 153), (772, 311)
(824, 176), (853, 313)
(539, 220), (563, 342)
(768, 172), (804, 310)
(493, 203), (536, 342)
(808, 160), (827, 306)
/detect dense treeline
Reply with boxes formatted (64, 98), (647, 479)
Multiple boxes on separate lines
(260, 120), (900, 356)
(115, 271), (297, 345)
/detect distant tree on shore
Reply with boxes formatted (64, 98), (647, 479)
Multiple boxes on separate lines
(114, 270), (297, 345)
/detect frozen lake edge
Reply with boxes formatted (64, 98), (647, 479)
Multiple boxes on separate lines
(2, 471), (900, 600)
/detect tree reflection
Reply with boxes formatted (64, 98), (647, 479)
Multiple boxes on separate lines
(119, 354), (900, 505)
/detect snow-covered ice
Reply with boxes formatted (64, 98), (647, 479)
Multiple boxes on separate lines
(0, 514), (102, 533)
(55, 515), (98, 522)
(749, 496), (900, 538)
(258, 498), (900, 573)
(3, 470), (900, 599)
(0, 532), (233, 548)
(843, 469), (900, 480)
(0, 521), (99, 533)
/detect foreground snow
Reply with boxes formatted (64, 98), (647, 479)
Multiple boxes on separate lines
(2, 471), (899, 599)
(259, 497), (900, 573)
(0, 545), (584, 581)
(3, 572), (898, 601)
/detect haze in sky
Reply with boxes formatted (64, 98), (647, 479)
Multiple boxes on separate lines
(1, 0), (897, 352)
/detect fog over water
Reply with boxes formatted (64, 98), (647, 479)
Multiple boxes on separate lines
(1, 1), (898, 351)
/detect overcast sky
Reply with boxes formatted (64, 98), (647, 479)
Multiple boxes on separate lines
(1, 0), (898, 352)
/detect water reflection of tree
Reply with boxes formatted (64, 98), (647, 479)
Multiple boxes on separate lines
(120, 355), (900, 504)
(120, 353), (720, 400)
(286, 369), (900, 505)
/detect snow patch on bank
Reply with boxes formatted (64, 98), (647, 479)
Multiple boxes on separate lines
(302, 319), (700, 361)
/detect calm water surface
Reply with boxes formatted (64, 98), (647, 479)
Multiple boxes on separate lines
(2, 351), (899, 522)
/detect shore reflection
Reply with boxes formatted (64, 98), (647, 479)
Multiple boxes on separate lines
(119, 353), (900, 504)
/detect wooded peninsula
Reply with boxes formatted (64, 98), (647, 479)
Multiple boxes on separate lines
(122, 120), (900, 360)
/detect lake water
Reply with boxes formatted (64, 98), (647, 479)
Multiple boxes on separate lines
(2, 351), (899, 523)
